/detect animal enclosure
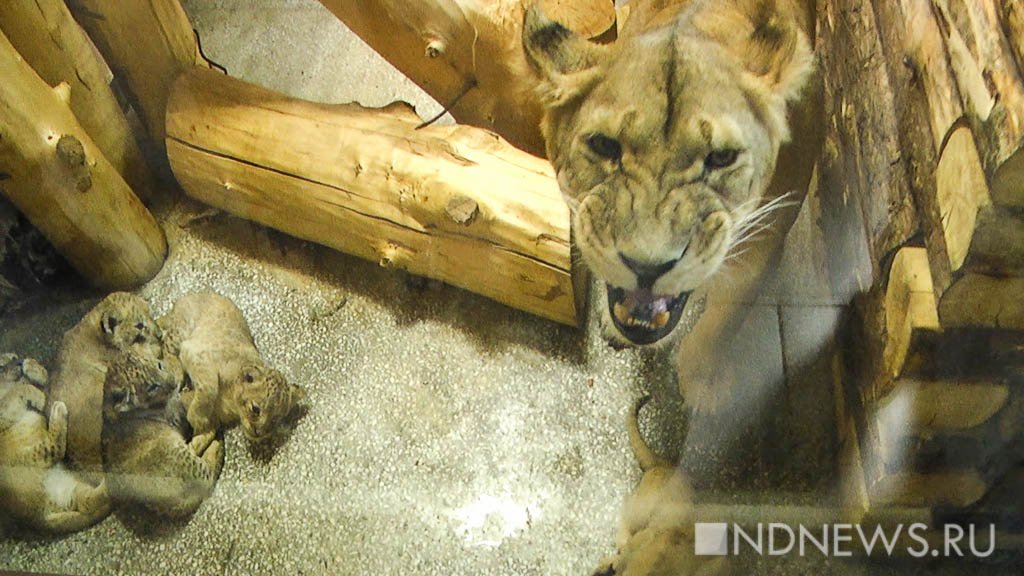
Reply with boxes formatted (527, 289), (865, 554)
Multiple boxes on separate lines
(1, 1), (1024, 575)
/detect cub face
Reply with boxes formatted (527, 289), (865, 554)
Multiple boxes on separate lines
(103, 350), (184, 422)
(97, 292), (163, 357)
(523, 2), (812, 345)
(234, 364), (304, 443)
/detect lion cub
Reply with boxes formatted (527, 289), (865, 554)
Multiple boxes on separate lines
(47, 292), (165, 478)
(594, 397), (728, 576)
(102, 349), (224, 519)
(158, 291), (305, 445)
(0, 353), (111, 533)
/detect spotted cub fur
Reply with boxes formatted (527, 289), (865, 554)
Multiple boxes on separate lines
(159, 291), (305, 446)
(102, 349), (224, 519)
(47, 292), (165, 478)
(0, 353), (110, 533)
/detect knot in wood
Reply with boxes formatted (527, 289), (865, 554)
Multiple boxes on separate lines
(56, 135), (86, 167)
(425, 39), (446, 59)
(445, 195), (479, 225)
(56, 135), (92, 193)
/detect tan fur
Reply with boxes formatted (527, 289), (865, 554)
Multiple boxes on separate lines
(524, 0), (821, 410)
(158, 291), (305, 445)
(101, 349), (223, 519)
(46, 292), (165, 477)
(0, 353), (111, 533)
(593, 397), (728, 576)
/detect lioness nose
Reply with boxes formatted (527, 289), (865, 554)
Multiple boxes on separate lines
(619, 253), (680, 289)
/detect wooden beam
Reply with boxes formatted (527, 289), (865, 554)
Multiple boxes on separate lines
(66, 0), (209, 151)
(0, 0), (153, 201)
(314, 0), (616, 156)
(0, 31), (167, 289)
(931, 0), (1024, 207)
(166, 68), (578, 325)
(938, 274), (1024, 329)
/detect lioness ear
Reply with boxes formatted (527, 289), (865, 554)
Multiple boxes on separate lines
(740, 0), (813, 102)
(522, 5), (608, 105)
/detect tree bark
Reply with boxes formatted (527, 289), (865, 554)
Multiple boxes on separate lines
(66, 0), (209, 153)
(166, 68), (579, 326)
(932, 0), (1024, 207)
(315, 0), (614, 156)
(0, 0), (153, 201)
(0, 32), (167, 289)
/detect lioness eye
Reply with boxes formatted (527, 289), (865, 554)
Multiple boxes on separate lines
(585, 134), (622, 163)
(250, 403), (261, 417)
(705, 148), (740, 170)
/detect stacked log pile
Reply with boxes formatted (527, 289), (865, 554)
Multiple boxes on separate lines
(819, 0), (1024, 527)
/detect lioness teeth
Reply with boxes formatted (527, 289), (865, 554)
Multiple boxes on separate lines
(613, 302), (631, 324)
(652, 311), (669, 329)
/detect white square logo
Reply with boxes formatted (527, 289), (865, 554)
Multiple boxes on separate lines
(695, 523), (730, 556)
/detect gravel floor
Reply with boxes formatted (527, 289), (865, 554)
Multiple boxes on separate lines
(1, 1), (1021, 574)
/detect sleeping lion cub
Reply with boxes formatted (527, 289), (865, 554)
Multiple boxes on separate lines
(102, 349), (224, 519)
(0, 353), (110, 533)
(158, 291), (305, 446)
(593, 396), (728, 575)
(523, 0), (819, 410)
(47, 292), (165, 478)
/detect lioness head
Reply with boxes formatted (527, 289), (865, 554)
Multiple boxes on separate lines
(523, 1), (812, 345)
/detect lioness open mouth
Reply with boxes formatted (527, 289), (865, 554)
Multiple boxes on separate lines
(606, 284), (689, 345)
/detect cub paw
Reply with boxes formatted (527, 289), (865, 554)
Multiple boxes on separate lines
(21, 358), (49, 388)
(50, 401), (69, 425)
(189, 431), (216, 456)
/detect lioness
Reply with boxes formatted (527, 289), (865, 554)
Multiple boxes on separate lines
(594, 396), (728, 575)
(523, 0), (820, 410)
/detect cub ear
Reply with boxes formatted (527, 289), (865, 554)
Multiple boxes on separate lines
(289, 383), (307, 406)
(100, 311), (120, 336)
(522, 5), (608, 106)
(739, 0), (813, 102)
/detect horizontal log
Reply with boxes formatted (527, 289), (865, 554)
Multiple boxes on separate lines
(67, 0), (209, 150)
(869, 469), (988, 508)
(0, 0), (153, 200)
(875, 378), (1009, 434)
(315, 0), (615, 156)
(938, 273), (1024, 329)
(166, 68), (578, 325)
(0, 30), (166, 289)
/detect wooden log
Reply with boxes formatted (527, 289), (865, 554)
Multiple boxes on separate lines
(0, 31), (167, 289)
(870, 470), (988, 508)
(932, 0), (1024, 207)
(938, 274), (1024, 329)
(66, 0), (209, 150)
(315, 0), (614, 156)
(0, 0), (153, 201)
(881, 248), (942, 390)
(816, 0), (919, 301)
(1001, 0), (1024, 72)
(882, 379), (1009, 432)
(166, 68), (578, 326)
